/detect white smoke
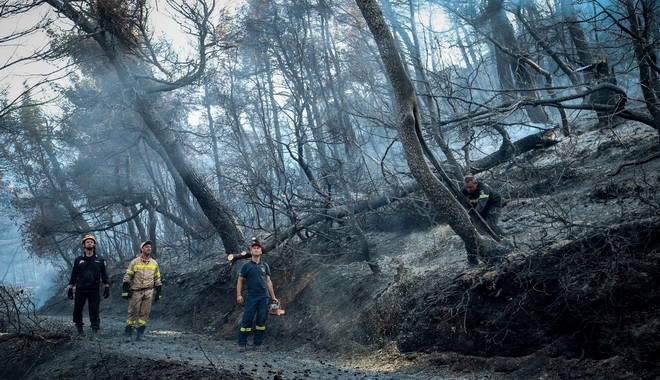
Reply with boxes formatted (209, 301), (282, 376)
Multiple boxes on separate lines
(0, 216), (57, 308)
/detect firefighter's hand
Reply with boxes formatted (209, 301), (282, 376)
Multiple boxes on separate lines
(103, 287), (110, 299)
(122, 282), (131, 299)
(237, 295), (244, 305)
(67, 288), (74, 300)
(154, 286), (162, 302)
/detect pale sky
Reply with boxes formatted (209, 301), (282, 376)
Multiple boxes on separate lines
(0, 3), (60, 101)
(0, 0), (243, 104)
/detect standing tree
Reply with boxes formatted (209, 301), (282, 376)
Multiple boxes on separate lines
(42, 0), (245, 255)
(486, 0), (549, 124)
(622, 0), (660, 137)
(355, 0), (510, 260)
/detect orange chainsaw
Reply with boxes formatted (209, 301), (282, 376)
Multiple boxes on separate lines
(268, 300), (285, 316)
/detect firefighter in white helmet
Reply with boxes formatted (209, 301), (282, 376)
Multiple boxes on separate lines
(122, 240), (162, 342)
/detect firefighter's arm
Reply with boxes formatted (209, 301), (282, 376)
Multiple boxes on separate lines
(236, 276), (245, 305)
(100, 259), (110, 286)
(122, 262), (135, 283)
(68, 262), (78, 288)
(122, 262), (134, 299)
(475, 191), (489, 214)
(154, 264), (162, 287)
(266, 275), (277, 302)
(101, 260), (110, 300)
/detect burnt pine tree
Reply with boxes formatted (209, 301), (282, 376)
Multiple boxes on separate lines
(355, 0), (511, 261)
(42, 0), (245, 255)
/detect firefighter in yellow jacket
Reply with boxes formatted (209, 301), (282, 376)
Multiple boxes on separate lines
(122, 240), (162, 342)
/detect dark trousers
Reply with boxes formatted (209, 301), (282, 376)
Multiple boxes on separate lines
(73, 289), (101, 329)
(238, 297), (269, 345)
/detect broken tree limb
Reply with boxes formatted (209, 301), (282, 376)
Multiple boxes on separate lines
(609, 151), (660, 176)
(471, 128), (561, 173)
(233, 129), (560, 257)
(227, 251), (250, 262)
(0, 331), (69, 343)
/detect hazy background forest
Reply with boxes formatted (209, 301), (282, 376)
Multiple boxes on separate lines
(0, 0), (658, 307)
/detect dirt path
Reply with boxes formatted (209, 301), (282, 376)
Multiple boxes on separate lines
(19, 314), (485, 380)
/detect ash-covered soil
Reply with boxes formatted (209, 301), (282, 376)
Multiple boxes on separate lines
(4, 314), (486, 380)
(4, 120), (660, 380)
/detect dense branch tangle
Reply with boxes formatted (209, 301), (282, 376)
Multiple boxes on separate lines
(2, 0), (659, 271)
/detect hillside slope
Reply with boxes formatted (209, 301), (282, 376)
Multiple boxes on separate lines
(9, 120), (660, 379)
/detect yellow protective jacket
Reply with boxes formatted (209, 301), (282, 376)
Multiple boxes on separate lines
(122, 256), (162, 290)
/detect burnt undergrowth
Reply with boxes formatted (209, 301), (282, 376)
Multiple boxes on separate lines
(364, 218), (660, 373)
(4, 122), (660, 379)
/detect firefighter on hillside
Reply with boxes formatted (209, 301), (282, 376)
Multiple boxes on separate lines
(461, 174), (505, 239)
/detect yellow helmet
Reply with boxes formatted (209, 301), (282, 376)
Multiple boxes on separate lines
(81, 234), (97, 245)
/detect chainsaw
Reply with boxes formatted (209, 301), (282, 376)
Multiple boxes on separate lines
(268, 299), (285, 316)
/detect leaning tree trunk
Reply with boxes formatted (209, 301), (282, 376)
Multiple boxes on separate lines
(124, 89), (246, 256)
(381, 0), (464, 181)
(43, 0), (246, 256)
(355, 0), (510, 260)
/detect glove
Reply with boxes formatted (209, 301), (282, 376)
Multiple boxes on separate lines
(67, 288), (74, 300)
(103, 287), (110, 299)
(122, 282), (131, 299)
(154, 285), (162, 302)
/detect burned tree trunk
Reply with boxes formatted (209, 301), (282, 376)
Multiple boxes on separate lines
(488, 0), (549, 124)
(471, 128), (560, 172)
(356, 0), (511, 261)
(42, 0), (246, 256)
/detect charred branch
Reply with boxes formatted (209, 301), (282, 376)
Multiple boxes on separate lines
(471, 129), (561, 173)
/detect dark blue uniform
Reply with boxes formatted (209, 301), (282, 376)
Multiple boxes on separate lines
(69, 253), (109, 329)
(238, 260), (271, 346)
(461, 182), (505, 237)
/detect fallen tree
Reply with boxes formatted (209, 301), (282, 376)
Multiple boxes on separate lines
(240, 129), (560, 260)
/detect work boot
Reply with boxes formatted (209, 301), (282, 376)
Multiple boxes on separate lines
(124, 325), (133, 342)
(90, 328), (98, 342)
(238, 344), (248, 353)
(136, 326), (146, 342)
(75, 324), (85, 339)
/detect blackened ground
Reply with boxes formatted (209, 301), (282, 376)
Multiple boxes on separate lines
(2, 314), (488, 380)
(6, 120), (660, 380)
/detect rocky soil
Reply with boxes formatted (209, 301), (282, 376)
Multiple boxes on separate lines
(3, 120), (660, 379)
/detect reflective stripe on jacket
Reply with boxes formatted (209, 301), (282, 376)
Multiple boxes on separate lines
(122, 256), (162, 290)
(461, 182), (502, 216)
